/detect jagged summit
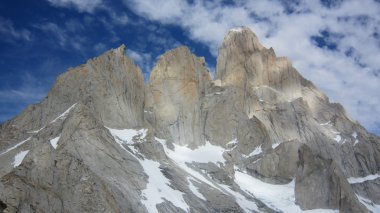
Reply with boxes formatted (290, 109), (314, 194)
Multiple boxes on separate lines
(1, 43), (144, 138)
(0, 27), (379, 213)
(113, 43), (127, 55)
(222, 26), (265, 53)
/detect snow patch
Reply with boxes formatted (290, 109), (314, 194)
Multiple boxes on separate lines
(235, 171), (297, 212)
(156, 137), (222, 189)
(229, 27), (244, 33)
(234, 170), (337, 212)
(219, 184), (259, 212)
(50, 103), (77, 124)
(347, 174), (380, 184)
(226, 139), (237, 146)
(320, 121), (332, 126)
(247, 145), (262, 157)
(50, 136), (60, 149)
(13, 150), (29, 167)
(352, 132), (359, 145)
(334, 134), (341, 143)
(187, 177), (206, 200)
(164, 140), (226, 165)
(352, 132), (358, 139)
(272, 142), (280, 149)
(0, 137), (31, 156)
(226, 139), (238, 149)
(356, 194), (380, 212)
(27, 126), (45, 134)
(106, 127), (147, 145)
(140, 158), (189, 213)
(353, 139), (359, 146)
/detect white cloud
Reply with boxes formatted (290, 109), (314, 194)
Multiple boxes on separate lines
(126, 49), (154, 79)
(124, 0), (380, 133)
(127, 0), (186, 22)
(47, 0), (102, 13)
(94, 42), (107, 53)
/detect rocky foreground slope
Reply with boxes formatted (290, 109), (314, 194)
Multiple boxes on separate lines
(0, 27), (379, 213)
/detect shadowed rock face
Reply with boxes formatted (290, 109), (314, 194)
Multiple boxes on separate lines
(295, 145), (367, 212)
(0, 27), (379, 213)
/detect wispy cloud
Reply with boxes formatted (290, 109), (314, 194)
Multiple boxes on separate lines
(101, 6), (129, 26)
(35, 21), (86, 51)
(0, 73), (46, 104)
(46, 0), (102, 13)
(93, 42), (107, 54)
(45, 0), (129, 27)
(126, 48), (154, 79)
(0, 17), (31, 43)
(123, 0), (380, 134)
(0, 73), (48, 123)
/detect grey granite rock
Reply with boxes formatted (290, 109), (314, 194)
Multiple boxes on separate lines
(246, 140), (302, 184)
(295, 145), (367, 212)
(0, 27), (379, 213)
(0, 44), (144, 151)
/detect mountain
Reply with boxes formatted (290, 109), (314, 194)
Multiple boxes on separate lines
(0, 26), (379, 213)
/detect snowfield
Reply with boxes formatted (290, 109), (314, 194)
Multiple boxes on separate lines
(164, 140), (225, 165)
(108, 129), (342, 213)
(106, 127), (147, 145)
(139, 158), (189, 213)
(107, 128), (189, 213)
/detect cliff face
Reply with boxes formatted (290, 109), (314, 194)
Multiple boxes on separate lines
(146, 46), (211, 147)
(0, 26), (379, 213)
(0, 45), (144, 141)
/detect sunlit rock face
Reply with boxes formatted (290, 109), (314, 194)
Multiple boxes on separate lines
(146, 46), (211, 147)
(0, 26), (379, 213)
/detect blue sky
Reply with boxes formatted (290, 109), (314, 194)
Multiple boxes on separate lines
(0, 0), (379, 135)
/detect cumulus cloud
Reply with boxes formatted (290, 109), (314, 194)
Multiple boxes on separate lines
(47, 0), (102, 13)
(123, 0), (380, 133)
